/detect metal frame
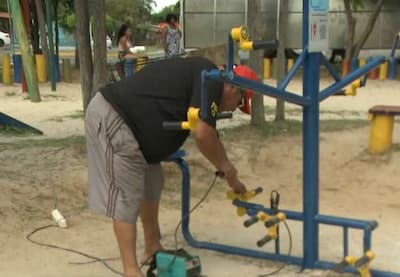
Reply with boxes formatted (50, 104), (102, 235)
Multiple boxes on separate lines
(0, 112), (43, 135)
(167, 1), (399, 276)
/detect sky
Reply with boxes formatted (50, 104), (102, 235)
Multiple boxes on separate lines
(153, 0), (179, 13)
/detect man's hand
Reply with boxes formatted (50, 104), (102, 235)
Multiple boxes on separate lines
(221, 162), (247, 194)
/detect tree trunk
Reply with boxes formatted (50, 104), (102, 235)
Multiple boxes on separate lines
(353, 0), (383, 57)
(275, 0), (288, 122)
(92, 0), (108, 93)
(344, 0), (356, 60)
(34, 0), (50, 74)
(30, 0), (40, 53)
(74, 37), (79, 69)
(45, 0), (56, 91)
(9, 0), (41, 102)
(248, 0), (265, 127)
(54, 0), (59, 56)
(74, 0), (93, 111)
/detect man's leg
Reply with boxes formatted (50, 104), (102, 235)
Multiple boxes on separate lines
(113, 219), (144, 277)
(140, 200), (163, 261)
(141, 163), (164, 262)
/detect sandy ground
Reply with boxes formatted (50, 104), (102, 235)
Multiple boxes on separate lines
(0, 79), (399, 277)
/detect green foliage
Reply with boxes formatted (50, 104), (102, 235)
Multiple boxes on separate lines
(0, 0), (8, 12)
(151, 1), (180, 23)
(58, 0), (75, 33)
(352, 0), (364, 10)
(106, 0), (154, 26)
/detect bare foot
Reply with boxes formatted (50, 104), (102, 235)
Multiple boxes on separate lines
(141, 246), (163, 266)
(124, 269), (144, 277)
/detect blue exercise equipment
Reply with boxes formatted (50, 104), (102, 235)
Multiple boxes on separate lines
(165, 1), (400, 276)
(0, 112), (43, 135)
(389, 32), (399, 80)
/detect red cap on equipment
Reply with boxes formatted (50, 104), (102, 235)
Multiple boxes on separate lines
(233, 65), (258, 114)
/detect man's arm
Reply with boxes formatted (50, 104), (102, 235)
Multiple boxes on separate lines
(193, 119), (246, 193)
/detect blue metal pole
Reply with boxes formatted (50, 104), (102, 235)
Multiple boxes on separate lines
(343, 227), (349, 257)
(302, 0), (320, 269)
(278, 49), (307, 90)
(200, 71), (209, 119)
(227, 35), (234, 71)
(319, 53), (341, 82)
(390, 33), (399, 58)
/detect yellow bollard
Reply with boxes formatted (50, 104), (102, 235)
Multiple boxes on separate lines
(135, 56), (148, 72)
(263, 58), (271, 80)
(368, 114), (394, 154)
(379, 61), (388, 80)
(287, 58), (294, 71)
(62, 58), (71, 82)
(359, 58), (366, 67)
(2, 54), (12, 85)
(35, 54), (47, 82)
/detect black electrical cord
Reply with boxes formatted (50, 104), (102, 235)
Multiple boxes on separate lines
(258, 191), (293, 277)
(149, 172), (220, 275)
(26, 224), (123, 276)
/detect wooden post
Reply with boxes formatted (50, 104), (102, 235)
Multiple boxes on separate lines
(9, 0), (41, 102)
(45, 0), (56, 91)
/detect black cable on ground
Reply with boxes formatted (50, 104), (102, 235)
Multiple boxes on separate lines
(26, 224), (123, 276)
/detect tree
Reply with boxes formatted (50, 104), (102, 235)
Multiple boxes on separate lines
(74, 0), (93, 111)
(106, 0), (154, 43)
(248, 0), (265, 127)
(92, 0), (108, 93)
(275, 0), (288, 121)
(344, 0), (384, 61)
(34, 0), (50, 74)
(151, 1), (180, 23)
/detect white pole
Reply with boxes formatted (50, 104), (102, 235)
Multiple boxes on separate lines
(180, 0), (184, 50)
(277, 0), (281, 41)
(245, 0), (248, 25)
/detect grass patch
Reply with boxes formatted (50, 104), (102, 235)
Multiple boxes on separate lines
(320, 119), (369, 132)
(0, 135), (86, 149)
(67, 110), (84, 119)
(221, 119), (369, 138)
(0, 125), (39, 137)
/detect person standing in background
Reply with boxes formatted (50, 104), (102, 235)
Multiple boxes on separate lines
(117, 24), (137, 61)
(117, 24), (137, 77)
(162, 14), (181, 58)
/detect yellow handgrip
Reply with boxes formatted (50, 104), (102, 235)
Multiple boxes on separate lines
(231, 26), (254, 51)
(261, 212), (286, 243)
(255, 211), (269, 222)
(342, 251), (375, 277)
(227, 189), (259, 216)
(344, 79), (361, 96)
(180, 107), (200, 131)
(357, 251), (375, 277)
(241, 41), (254, 51)
(344, 255), (357, 265)
(231, 26), (250, 41)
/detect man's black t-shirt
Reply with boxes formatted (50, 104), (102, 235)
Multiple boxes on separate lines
(101, 57), (223, 163)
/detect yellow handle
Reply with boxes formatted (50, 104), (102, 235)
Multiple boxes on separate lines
(180, 107), (200, 131)
(344, 79), (361, 96)
(231, 26), (254, 51)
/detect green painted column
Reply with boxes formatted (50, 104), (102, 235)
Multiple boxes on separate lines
(45, 0), (56, 91)
(9, 0), (41, 102)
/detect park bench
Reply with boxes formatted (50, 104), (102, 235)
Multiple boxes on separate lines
(368, 105), (400, 154)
